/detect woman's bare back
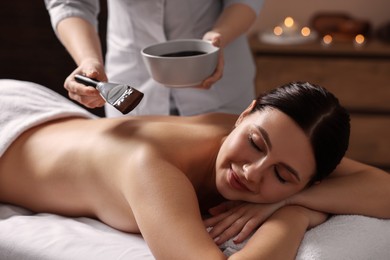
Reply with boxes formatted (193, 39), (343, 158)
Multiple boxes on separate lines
(0, 113), (236, 232)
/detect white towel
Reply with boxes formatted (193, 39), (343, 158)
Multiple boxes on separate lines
(0, 204), (154, 260)
(219, 215), (390, 259)
(2, 203), (389, 260)
(0, 79), (97, 157)
(296, 215), (390, 260)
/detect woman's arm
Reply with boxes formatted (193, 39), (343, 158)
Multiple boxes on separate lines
(204, 201), (286, 245)
(205, 158), (390, 244)
(288, 158), (390, 218)
(123, 148), (226, 260)
(232, 206), (327, 260)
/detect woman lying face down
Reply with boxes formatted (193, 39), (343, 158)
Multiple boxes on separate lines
(216, 82), (349, 204)
(0, 80), (388, 260)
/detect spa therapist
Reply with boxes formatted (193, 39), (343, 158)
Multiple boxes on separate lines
(45, 0), (264, 117)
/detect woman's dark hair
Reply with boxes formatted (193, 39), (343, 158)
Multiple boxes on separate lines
(251, 82), (350, 184)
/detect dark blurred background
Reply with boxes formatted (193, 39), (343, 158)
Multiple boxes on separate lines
(0, 1), (107, 117)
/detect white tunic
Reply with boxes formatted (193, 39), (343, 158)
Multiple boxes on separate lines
(45, 0), (263, 116)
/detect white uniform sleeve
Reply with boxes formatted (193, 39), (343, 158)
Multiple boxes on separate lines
(44, 0), (100, 32)
(223, 0), (264, 16)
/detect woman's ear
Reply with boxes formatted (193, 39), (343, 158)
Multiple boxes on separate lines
(235, 100), (256, 127)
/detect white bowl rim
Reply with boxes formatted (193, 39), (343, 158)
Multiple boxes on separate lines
(141, 39), (219, 59)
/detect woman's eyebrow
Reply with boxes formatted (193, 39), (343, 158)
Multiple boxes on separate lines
(256, 125), (301, 182)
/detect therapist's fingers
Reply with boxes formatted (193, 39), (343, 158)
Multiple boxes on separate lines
(199, 49), (224, 89)
(66, 79), (105, 108)
(64, 74), (105, 108)
(197, 32), (225, 89)
(203, 31), (223, 47)
(68, 90), (105, 109)
(64, 62), (107, 108)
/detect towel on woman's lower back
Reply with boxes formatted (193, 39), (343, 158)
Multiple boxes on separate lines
(0, 79), (96, 157)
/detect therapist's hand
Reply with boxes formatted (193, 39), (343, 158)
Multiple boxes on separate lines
(64, 58), (107, 108)
(199, 31), (224, 89)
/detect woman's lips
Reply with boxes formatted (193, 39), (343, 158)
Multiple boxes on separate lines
(228, 169), (250, 191)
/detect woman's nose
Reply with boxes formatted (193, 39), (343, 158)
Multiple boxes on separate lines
(242, 160), (268, 183)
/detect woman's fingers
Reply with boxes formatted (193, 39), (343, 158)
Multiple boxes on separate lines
(205, 201), (287, 244)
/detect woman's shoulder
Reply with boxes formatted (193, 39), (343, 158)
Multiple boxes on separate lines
(111, 113), (238, 128)
(186, 112), (238, 126)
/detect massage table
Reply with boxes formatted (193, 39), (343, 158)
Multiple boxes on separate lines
(1, 203), (390, 259)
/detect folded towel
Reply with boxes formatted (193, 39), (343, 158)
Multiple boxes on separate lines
(0, 79), (96, 157)
(219, 215), (390, 259)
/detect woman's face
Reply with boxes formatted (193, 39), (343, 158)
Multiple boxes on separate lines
(215, 106), (316, 203)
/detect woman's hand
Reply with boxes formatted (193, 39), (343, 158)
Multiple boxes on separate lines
(199, 31), (224, 89)
(64, 58), (107, 108)
(204, 200), (285, 245)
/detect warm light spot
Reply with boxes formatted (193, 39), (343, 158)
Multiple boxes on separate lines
(301, 27), (311, 37)
(355, 34), (365, 44)
(273, 26), (283, 36)
(284, 17), (294, 28)
(322, 34), (333, 45)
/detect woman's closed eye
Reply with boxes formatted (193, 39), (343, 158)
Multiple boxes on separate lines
(248, 133), (263, 152)
(248, 131), (290, 184)
(274, 165), (287, 184)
